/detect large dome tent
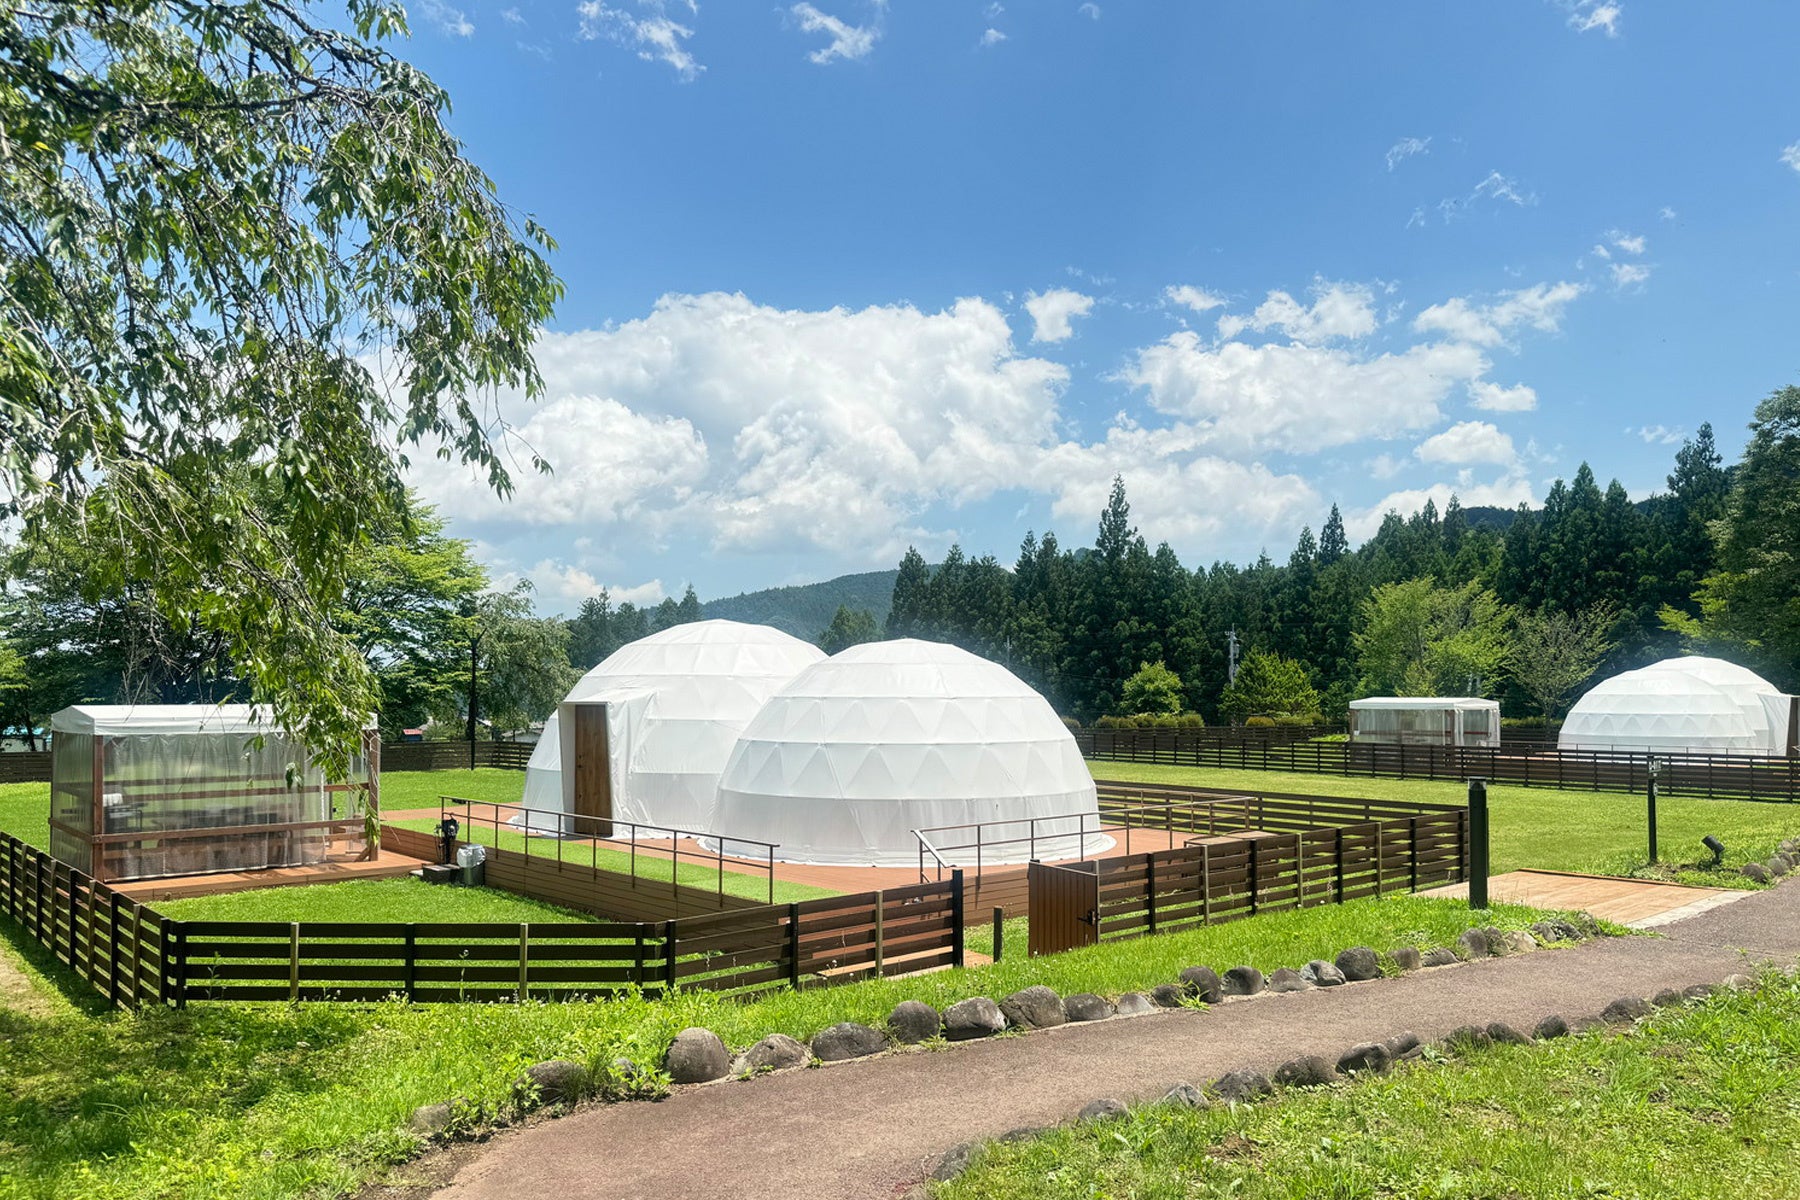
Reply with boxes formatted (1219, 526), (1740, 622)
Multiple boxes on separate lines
(1559, 656), (1791, 756)
(708, 638), (1108, 867)
(518, 620), (825, 833)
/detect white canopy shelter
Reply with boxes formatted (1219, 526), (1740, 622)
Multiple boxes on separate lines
(1348, 697), (1501, 748)
(708, 638), (1107, 867)
(1560, 657), (1793, 756)
(518, 620), (826, 833)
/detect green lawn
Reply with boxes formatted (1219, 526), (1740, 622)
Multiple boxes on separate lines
(152, 877), (601, 925)
(1092, 761), (1800, 888)
(377, 766), (524, 812)
(0, 782), (49, 850)
(0, 891), (1567, 1200)
(937, 970), (1800, 1200)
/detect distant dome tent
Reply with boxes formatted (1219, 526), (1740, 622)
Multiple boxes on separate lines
(708, 638), (1108, 867)
(1559, 657), (1796, 757)
(518, 620), (826, 834)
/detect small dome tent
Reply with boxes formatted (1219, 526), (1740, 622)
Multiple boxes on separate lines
(709, 639), (1107, 867)
(1559, 656), (1790, 756)
(518, 621), (825, 833)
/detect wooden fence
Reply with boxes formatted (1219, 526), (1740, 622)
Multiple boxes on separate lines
(1078, 727), (1800, 802)
(0, 829), (964, 1007)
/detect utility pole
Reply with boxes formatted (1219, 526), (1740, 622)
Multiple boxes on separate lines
(1226, 628), (1240, 685)
(463, 599), (481, 772)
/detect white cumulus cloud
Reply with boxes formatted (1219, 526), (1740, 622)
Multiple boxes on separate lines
(577, 0), (702, 80)
(1468, 380), (1539, 413)
(979, 27), (1006, 46)
(1164, 284), (1227, 314)
(1385, 136), (1431, 171)
(1781, 143), (1800, 174)
(789, 3), (880, 64)
(1414, 421), (1518, 467)
(418, 0), (474, 36)
(1563, 1), (1621, 36)
(1412, 281), (1585, 348)
(1217, 280), (1379, 344)
(1024, 288), (1096, 342)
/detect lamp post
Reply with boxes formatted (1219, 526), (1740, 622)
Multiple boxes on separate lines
(1647, 756), (1661, 865)
(1467, 777), (1489, 911)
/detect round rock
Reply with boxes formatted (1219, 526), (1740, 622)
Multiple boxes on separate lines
(1741, 862), (1772, 884)
(733, 1033), (811, 1075)
(1160, 1082), (1207, 1109)
(1064, 992), (1115, 1022)
(1150, 983), (1188, 1008)
(1600, 996), (1652, 1023)
(1336, 1042), (1392, 1075)
(1390, 946), (1423, 972)
(1000, 985), (1067, 1030)
(1221, 965), (1265, 997)
(811, 1021), (889, 1062)
(1651, 987), (1687, 1008)
(1114, 992), (1155, 1017)
(1273, 1055), (1338, 1088)
(1266, 967), (1313, 994)
(1077, 1097), (1128, 1122)
(1497, 930), (1538, 955)
(408, 1101), (455, 1137)
(1443, 1025), (1492, 1052)
(943, 996), (1007, 1040)
(1301, 959), (1347, 987)
(1384, 1030), (1422, 1060)
(1420, 948), (1460, 968)
(932, 1142), (981, 1182)
(1721, 973), (1756, 991)
(1210, 1068), (1272, 1103)
(886, 1000), (941, 1045)
(1334, 946), (1381, 982)
(519, 1059), (590, 1106)
(1485, 1022), (1532, 1046)
(1682, 983), (1718, 1002)
(665, 1028), (731, 1084)
(1456, 929), (1490, 959)
(1568, 1016), (1607, 1035)
(1533, 1014), (1571, 1040)
(1178, 965), (1223, 1003)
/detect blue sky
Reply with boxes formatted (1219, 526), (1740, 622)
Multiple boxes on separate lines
(393, 1), (1800, 613)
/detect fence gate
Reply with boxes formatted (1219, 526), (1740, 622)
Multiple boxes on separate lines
(1027, 860), (1099, 956)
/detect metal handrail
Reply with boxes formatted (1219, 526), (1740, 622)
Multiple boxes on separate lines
(915, 832), (950, 884)
(437, 796), (784, 907)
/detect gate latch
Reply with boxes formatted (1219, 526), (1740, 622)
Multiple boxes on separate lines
(1079, 908), (1098, 927)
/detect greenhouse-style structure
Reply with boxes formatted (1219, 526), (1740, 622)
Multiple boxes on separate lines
(1348, 697), (1501, 748)
(48, 704), (380, 882)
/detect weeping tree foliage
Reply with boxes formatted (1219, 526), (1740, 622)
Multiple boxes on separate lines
(1507, 602), (1618, 720)
(0, 0), (561, 771)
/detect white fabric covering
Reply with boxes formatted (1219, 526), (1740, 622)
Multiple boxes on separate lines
(1348, 697), (1501, 747)
(51, 704), (373, 737)
(1560, 657), (1789, 755)
(518, 621), (825, 833)
(709, 639), (1106, 867)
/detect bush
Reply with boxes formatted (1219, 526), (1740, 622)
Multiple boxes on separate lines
(1244, 715), (1276, 728)
(1060, 715), (1083, 733)
(1271, 713), (1323, 727)
(1176, 713), (1206, 729)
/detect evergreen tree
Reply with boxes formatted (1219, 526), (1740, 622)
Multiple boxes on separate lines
(1319, 504), (1349, 565)
(818, 606), (880, 654)
(886, 547), (931, 637)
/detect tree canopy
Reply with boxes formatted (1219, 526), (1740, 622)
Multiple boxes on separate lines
(0, 0), (561, 770)
(818, 605), (879, 655)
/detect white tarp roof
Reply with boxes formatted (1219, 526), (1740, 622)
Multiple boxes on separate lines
(518, 620), (826, 832)
(51, 704), (375, 738)
(1350, 697), (1498, 712)
(1560, 657), (1791, 756)
(709, 638), (1107, 868)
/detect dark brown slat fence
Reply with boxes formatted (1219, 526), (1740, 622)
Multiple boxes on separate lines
(0, 830), (965, 1008)
(1078, 728), (1800, 802)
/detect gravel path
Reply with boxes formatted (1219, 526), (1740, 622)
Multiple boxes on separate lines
(430, 881), (1800, 1200)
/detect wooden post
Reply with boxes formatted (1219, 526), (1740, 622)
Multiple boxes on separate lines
(91, 734), (105, 883)
(663, 919), (678, 996)
(1200, 842), (1211, 925)
(404, 924), (417, 1001)
(518, 923), (531, 1002)
(786, 903), (802, 989)
(873, 890), (885, 976)
(289, 923), (301, 1002)
(992, 905), (1004, 962)
(951, 870), (966, 969)
(1145, 854), (1158, 935)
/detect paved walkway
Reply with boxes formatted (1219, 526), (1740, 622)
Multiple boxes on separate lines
(1419, 868), (1754, 927)
(430, 881), (1800, 1200)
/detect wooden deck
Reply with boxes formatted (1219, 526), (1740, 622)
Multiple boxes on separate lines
(1419, 868), (1753, 927)
(109, 848), (430, 902)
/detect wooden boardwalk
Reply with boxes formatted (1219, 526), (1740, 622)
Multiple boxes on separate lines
(109, 848), (428, 902)
(1420, 868), (1753, 927)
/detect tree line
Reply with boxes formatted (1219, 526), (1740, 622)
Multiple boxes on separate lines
(875, 387), (1800, 723)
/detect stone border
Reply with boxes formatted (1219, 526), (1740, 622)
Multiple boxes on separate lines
(929, 970), (1765, 1183)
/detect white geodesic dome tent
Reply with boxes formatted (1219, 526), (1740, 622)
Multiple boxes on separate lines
(708, 638), (1108, 867)
(1559, 656), (1793, 756)
(518, 620), (826, 833)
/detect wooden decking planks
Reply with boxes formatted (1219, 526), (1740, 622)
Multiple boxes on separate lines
(109, 849), (429, 901)
(1420, 869), (1750, 926)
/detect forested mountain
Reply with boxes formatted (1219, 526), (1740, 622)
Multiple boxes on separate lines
(702, 570), (898, 641)
(877, 395), (1800, 723)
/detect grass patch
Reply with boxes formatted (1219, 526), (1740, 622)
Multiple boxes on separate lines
(0, 782), (49, 851)
(1091, 761), (1800, 888)
(937, 970), (1800, 1200)
(0, 892), (1563, 1200)
(378, 767), (524, 812)
(151, 877), (601, 925)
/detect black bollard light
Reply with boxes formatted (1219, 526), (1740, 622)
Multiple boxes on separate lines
(1647, 756), (1661, 865)
(1467, 777), (1489, 911)
(1702, 835), (1724, 867)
